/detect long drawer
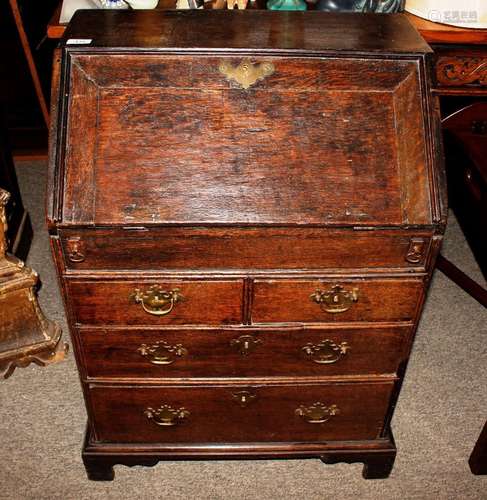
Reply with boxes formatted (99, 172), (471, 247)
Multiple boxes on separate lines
(79, 326), (409, 379)
(252, 278), (423, 324)
(89, 382), (394, 443)
(66, 279), (244, 326)
(59, 228), (433, 272)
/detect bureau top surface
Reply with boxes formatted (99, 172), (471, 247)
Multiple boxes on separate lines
(63, 10), (431, 55)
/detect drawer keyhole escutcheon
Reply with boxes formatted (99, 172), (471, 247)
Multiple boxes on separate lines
(302, 339), (350, 364)
(130, 286), (183, 316)
(218, 58), (275, 89)
(230, 335), (262, 355)
(405, 238), (427, 264)
(310, 285), (358, 313)
(66, 237), (85, 263)
(137, 340), (187, 365)
(144, 404), (189, 427)
(295, 403), (340, 424)
(232, 390), (257, 407)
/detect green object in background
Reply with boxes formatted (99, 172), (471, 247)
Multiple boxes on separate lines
(267, 0), (307, 10)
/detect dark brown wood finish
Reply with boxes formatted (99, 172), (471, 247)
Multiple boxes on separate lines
(88, 382), (394, 443)
(48, 11), (446, 480)
(469, 421), (487, 475)
(67, 278), (244, 325)
(59, 228), (434, 272)
(78, 325), (409, 379)
(61, 54), (429, 227)
(252, 278), (423, 324)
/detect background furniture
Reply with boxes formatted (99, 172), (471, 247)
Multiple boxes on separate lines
(49, 10), (445, 480)
(0, 188), (66, 379)
(424, 19), (487, 306)
(413, 15), (487, 475)
(1, 0), (58, 158)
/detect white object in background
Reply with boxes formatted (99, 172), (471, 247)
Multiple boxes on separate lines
(97, 0), (129, 7)
(60, 0), (99, 23)
(60, 0), (160, 24)
(405, 0), (487, 29)
(125, 0), (159, 7)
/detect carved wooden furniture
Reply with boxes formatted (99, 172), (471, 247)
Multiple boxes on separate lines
(0, 188), (66, 378)
(48, 11), (446, 480)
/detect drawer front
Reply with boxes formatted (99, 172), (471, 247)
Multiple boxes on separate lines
(252, 278), (423, 324)
(89, 382), (394, 443)
(80, 326), (408, 379)
(60, 228), (433, 272)
(67, 279), (243, 326)
(61, 53), (432, 227)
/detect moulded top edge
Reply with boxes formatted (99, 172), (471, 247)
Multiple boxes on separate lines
(63, 10), (432, 55)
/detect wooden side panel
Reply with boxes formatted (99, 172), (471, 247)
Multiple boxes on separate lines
(252, 278), (423, 324)
(393, 66), (431, 224)
(79, 325), (409, 379)
(62, 62), (98, 224)
(67, 279), (244, 326)
(47, 48), (62, 225)
(89, 382), (394, 443)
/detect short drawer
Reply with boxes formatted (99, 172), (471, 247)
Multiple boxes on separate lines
(252, 278), (423, 324)
(89, 382), (394, 444)
(79, 326), (409, 379)
(66, 279), (243, 326)
(59, 228), (433, 272)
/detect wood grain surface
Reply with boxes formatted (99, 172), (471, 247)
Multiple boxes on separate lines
(88, 381), (394, 443)
(78, 325), (409, 379)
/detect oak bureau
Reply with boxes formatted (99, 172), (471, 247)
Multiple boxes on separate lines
(48, 10), (446, 480)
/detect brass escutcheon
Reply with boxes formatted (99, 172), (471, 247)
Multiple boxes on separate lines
(137, 340), (187, 365)
(129, 286), (183, 316)
(144, 404), (189, 426)
(230, 335), (262, 356)
(66, 237), (85, 263)
(302, 339), (350, 364)
(310, 285), (358, 314)
(232, 390), (257, 407)
(405, 237), (427, 264)
(219, 58), (275, 89)
(295, 402), (340, 424)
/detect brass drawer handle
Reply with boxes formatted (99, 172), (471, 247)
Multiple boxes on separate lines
(129, 285), (183, 316)
(144, 404), (189, 427)
(302, 339), (350, 364)
(310, 285), (358, 314)
(295, 403), (340, 424)
(137, 340), (187, 365)
(230, 334), (262, 355)
(219, 58), (275, 89)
